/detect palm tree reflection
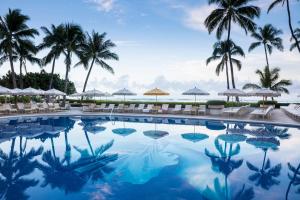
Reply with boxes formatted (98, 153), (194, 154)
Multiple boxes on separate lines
(0, 139), (43, 200)
(286, 162), (300, 200)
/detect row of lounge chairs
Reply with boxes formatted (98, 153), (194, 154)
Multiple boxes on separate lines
(0, 102), (68, 115)
(281, 104), (300, 120)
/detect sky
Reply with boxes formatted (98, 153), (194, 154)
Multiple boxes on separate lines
(1, 0), (300, 100)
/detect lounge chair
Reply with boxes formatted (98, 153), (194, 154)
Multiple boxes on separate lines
(54, 103), (62, 111)
(158, 104), (169, 114)
(143, 104), (154, 113)
(223, 105), (250, 116)
(17, 103), (34, 113)
(250, 106), (274, 119)
(134, 104), (145, 113)
(94, 103), (106, 112)
(0, 103), (17, 114)
(31, 102), (43, 113)
(169, 104), (182, 114)
(198, 105), (206, 115)
(48, 103), (56, 112)
(102, 104), (115, 112)
(281, 104), (300, 119)
(124, 104), (136, 113)
(83, 103), (96, 112)
(43, 102), (55, 112)
(115, 104), (125, 113)
(182, 105), (193, 115)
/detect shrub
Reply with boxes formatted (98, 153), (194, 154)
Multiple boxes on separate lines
(206, 100), (226, 106)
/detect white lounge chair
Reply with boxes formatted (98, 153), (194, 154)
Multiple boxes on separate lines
(250, 106), (274, 119)
(103, 104), (115, 112)
(143, 104), (154, 113)
(43, 102), (55, 112)
(198, 105), (207, 115)
(94, 103), (106, 112)
(158, 104), (169, 114)
(223, 105), (250, 116)
(0, 103), (17, 114)
(124, 104), (136, 112)
(17, 103), (34, 113)
(115, 104), (125, 113)
(281, 104), (300, 119)
(135, 104), (145, 113)
(83, 103), (96, 112)
(169, 104), (182, 114)
(182, 105), (193, 115)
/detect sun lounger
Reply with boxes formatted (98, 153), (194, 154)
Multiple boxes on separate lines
(223, 105), (250, 116)
(94, 103), (106, 112)
(17, 103), (34, 113)
(0, 103), (17, 114)
(198, 105), (207, 115)
(143, 104), (154, 113)
(115, 104), (125, 113)
(182, 105), (193, 115)
(102, 104), (115, 112)
(54, 103), (62, 111)
(134, 104), (145, 113)
(250, 106), (274, 119)
(281, 104), (300, 119)
(83, 103), (96, 112)
(169, 104), (182, 114)
(43, 102), (55, 112)
(124, 104), (136, 112)
(158, 104), (169, 114)
(31, 103), (43, 113)
(47, 103), (56, 112)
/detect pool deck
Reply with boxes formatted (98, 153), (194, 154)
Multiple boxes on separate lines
(1, 107), (300, 127)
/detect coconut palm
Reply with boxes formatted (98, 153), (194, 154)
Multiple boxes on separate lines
(243, 66), (292, 94)
(205, 0), (260, 89)
(39, 24), (65, 89)
(290, 25), (300, 51)
(249, 24), (283, 67)
(77, 31), (118, 93)
(207, 40), (244, 90)
(16, 39), (40, 88)
(268, 0), (300, 53)
(59, 23), (85, 105)
(0, 9), (39, 88)
(286, 162), (300, 199)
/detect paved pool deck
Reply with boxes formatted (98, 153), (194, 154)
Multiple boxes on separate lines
(1, 107), (300, 127)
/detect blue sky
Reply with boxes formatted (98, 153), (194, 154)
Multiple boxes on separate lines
(1, 0), (300, 97)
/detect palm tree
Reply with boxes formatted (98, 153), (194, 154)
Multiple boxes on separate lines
(16, 40), (40, 88)
(290, 25), (300, 51)
(39, 24), (65, 90)
(77, 31), (118, 93)
(0, 9), (39, 88)
(286, 162), (300, 199)
(207, 40), (244, 90)
(268, 0), (300, 53)
(60, 23), (85, 105)
(205, 0), (260, 89)
(249, 24), (283, 67)
(243, 66), (292, 95)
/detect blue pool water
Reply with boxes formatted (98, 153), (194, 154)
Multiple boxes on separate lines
(0, 115), (300, 200)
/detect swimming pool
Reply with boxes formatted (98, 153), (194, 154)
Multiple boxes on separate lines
(0, 115), (299, 200)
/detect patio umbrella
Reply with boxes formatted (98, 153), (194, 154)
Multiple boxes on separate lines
(45, 89), (66, 96)
(0, 85), (11, 95)
(144, 88), (169, 102)
(83, 89), (105, 97)
(217, 134), (247, 144)
(22, 87), (41, 96)
(218, 88), (247, 102)
(182, 87), (210, 104)
(10, 88), (24, 95)
(181, 131), (209, 143)
(103, 92), (113, 101)
(113, 88), (136, 101)
(247, 88), (281, 105)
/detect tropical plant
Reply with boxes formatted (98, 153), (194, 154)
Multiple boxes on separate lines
(249, 24), (283, 67)
(290, 25), (300, 51)
(16, 39), (40, 88)
(39, 24), (65, 89)
(207, 40), (244, 90)
(268, 0), (300, 53)
(77, 31), (118, 93)
(243, 66), (292, 94)
(0, 139), (43, 200)
(205, 0), (260, 89)
(0, 9), (39, 88)
(59, 23), (85, 105)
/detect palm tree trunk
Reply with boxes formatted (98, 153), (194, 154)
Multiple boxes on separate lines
(286, 0), (300, 53)
(63, 53), (70, 106)
(84, 131), (95, 156)
(8, 50), (17, 89)
(49, 58), (56, 90)
(19, 59), (24, 89)
(263, 43), (269, 67)
(261, 150), (267, 170)
(82, 58), (95, 93)
(50, 138), (56, 158)
(225, 60), (230, 102)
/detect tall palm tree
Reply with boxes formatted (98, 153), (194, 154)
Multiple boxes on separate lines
(268, 0), (300, 53)
(286, 162), (300, 199)
(77, 31), (118, 93)
(205, 0), (260, 89)
(0, 9), (39, 88)
(290, 25), (300, 51)
(249, 24), (283, 67)
(207, 40), (244, 90)
(16, 39), (40, 89)
(39, 24), (65, 90)
(243, 66), (292, 94)
(60, 23), (85, 105)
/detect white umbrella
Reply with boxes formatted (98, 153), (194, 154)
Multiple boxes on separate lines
(21, 87), (41, 95)
(10, 88), (24, 96)
(70, 92), (82, 97)
(182, 87), (210, 103)
(37, 89), (45, 95)
(83, 89), (105, 97)
(0, 86), (11, 95)
(45, 89), (66, 96)
(103, 92), (113, 101)
(113, 88), (136, 101)
(248, 88), (281, 105)
(218, 88), (247, 102)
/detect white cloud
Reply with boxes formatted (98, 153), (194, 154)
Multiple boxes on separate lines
(115, 40), (140, 47)
(184, 5), (216, 32)
(86, 0), (115, 12)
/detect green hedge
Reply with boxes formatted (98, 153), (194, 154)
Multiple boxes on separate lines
(206, 100), (226, 106)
